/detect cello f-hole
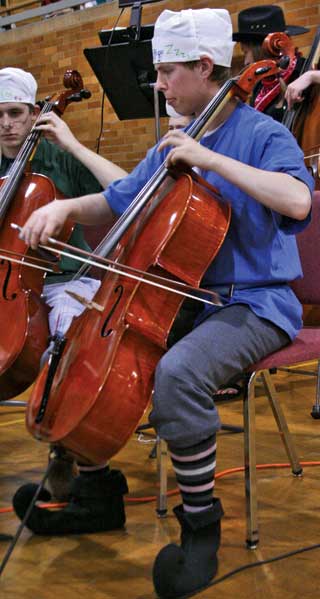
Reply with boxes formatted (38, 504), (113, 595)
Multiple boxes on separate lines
(0, 259), (17, 301)
(101, 284), (124, 338)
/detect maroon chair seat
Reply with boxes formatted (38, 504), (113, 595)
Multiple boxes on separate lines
(249, 327), (320, 372)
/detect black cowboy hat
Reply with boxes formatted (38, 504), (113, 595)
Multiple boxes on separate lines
(233, 5), (309, 42)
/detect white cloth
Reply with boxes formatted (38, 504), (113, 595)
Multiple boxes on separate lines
(166, 101), (182, 118)
(152, 9), (235, 67)
(0, 67), (37, 105)
(43, 277), (101, 336)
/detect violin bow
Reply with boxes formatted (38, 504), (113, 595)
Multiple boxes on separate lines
(10, 223), (223, 308)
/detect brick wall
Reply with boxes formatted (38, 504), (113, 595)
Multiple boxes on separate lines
(0, 0), (318, 172)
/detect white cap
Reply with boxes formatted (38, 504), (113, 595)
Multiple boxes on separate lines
(152, 9), (235, 68)
(0, 67), (37, 105)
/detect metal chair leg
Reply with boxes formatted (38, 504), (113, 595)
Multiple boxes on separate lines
(156, 437), (168, 517)
(311, 360), (320, 419)
(243, 372), (259, 549)
(261, 370), (303, 476)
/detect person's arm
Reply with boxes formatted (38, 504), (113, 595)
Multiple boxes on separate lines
(19, 193), (115, 249)
(285, 70), (320, 109)
(35, 111), (127, 187)
(158, 130), (311, 220)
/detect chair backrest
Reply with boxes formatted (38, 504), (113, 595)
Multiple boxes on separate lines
(291, 190), (320, 305)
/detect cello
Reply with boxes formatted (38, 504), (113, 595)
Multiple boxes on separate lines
(282, 27), (320, 189)
(0, 70), (90, 401)
(25, 60), (282, 465)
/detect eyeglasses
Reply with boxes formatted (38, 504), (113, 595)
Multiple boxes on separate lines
(0, 110), (31, 128)
(0, 118), (27, 128)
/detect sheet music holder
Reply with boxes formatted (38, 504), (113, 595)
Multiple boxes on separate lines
(98, 24), (154, 46)
(84, 25), (166, 121)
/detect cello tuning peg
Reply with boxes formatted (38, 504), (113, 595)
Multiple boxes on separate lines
(80, 89), (91, 100)
(67, 90), (91, 103)
(279, 55), (290, 70)
(255, 65), (272, 76)
(68, 93), (83, 103)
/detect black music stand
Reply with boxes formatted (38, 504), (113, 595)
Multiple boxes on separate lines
(83, 26), (166, 122)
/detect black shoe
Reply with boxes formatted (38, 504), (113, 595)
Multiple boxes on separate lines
(153, 498), (224, 598)
(12, 468), (128, 535)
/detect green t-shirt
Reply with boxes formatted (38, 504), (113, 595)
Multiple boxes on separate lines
(0, 138), (102, 283)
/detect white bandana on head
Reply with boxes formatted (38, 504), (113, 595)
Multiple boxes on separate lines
(152, 8), (235, 67)
(0, 67), (37, 105)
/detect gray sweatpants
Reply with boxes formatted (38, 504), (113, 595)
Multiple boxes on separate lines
(149, 304), (289, 448)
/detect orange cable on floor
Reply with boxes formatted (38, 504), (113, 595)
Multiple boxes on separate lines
(0, 460), (320, 513)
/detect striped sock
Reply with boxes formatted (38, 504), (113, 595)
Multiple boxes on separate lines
(168, 434), (216, 513)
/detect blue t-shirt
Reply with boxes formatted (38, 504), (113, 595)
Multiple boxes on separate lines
(104, 102), (314, 340)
